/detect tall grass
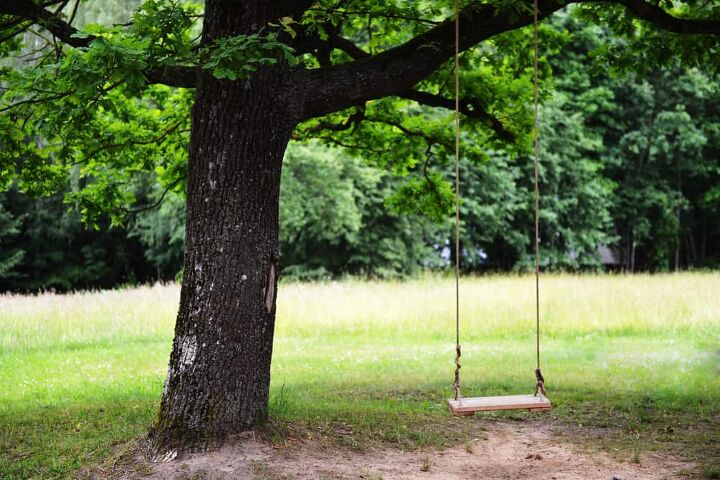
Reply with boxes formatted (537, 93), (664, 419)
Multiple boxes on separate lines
(276, 273), (720, 340)
(0, 284), (178, 352)
(3, 273), (716, 351)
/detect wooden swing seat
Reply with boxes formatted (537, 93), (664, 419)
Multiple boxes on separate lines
(447, 394), (551, 416)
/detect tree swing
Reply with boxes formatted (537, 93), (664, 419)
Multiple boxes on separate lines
(446, 0), (552, 416)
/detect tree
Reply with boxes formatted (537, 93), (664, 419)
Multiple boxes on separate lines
(602, 69), (716, 270)
(539, 13), (720, 271)
(130, 184), (186, 281)
(0, 188), (156, 292)
(1, 0), (719, 456)
(0, 196), (24, 280)
(280, 143), (440, 279)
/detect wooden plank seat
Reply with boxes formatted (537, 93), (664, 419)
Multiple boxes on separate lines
(447, 394), (552, 416)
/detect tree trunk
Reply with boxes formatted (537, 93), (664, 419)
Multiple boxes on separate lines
(630, 223), (637, 273)
(148, 69), (294, 455)
(675, 148), (682, 272)
(146, 2), (301, 454)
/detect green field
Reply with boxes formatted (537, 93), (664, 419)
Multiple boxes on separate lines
(1, 274), (719, 479)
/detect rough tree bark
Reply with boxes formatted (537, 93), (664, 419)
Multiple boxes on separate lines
(146, 2), (302, 455)
(147, 78), (292, 455)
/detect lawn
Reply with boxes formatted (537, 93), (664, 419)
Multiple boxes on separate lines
(1, 273), (719, 479)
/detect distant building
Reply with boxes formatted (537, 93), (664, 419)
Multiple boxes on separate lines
(597, 245), (621, 267)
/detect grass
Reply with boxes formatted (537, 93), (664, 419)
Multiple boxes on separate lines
(1, 273), (719, 479)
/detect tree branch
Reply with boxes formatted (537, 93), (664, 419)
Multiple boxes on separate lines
(144, 67), (199, 88)
(0, 0), (87, 47)
(398, 90), (515, 142)
(304, 105), (366, 133)
(3, 0), (719, 104)
(331, 36), (370, 59)
(295, 0), (560, 120)
(296, 0), (720, 121)
(290, 25), (369, 64)
(615, 0), (720, 34)
(0, 0), (198, 88)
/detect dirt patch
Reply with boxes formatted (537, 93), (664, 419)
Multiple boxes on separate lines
(115, 422), (691, 480)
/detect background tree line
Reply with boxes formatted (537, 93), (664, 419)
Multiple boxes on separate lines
(1, 13), (718, 292)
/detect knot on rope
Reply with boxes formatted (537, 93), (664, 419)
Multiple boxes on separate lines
(534, 367), (546, 397)
(454, 344), (462, 400)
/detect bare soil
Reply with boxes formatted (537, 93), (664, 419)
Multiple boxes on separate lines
(113, 422), (691, 480)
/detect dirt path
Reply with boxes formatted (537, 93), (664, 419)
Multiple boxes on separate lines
(123, 423), (690, 480)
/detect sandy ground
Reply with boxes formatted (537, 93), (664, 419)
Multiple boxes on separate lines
(116, 422), (690, 480)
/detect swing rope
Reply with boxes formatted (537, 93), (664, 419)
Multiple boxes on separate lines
(452, 0), (547, 400)
(452, 0), (462, 402)
(532, 0), (546, 397)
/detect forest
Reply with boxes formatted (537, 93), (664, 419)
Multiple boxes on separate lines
(1, 3), (719, 292)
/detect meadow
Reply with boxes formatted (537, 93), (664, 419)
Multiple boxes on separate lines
(1, 273), (719, 479)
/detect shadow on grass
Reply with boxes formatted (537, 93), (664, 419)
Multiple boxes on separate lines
(0, 396), (158, 480)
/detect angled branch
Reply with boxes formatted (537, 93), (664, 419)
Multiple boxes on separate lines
(304, 105), (366, 134)
(124, 177), (183, 215)
(331, 36), (370, 59)
(398, 90), (515, 142)
(0, 0), (88, 47)
(365, 117), (435, 142)
(291, 27), (369, 63)
(616, 0), (720, 34)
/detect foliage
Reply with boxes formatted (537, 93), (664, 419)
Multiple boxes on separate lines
(0, 188), (156, 292)
(0, 0), (719, 291)
(0, 0), (296, 226)
(201, 32), (298, 80)
(129, 185), (186, 280)
(552, 13), (720, 271)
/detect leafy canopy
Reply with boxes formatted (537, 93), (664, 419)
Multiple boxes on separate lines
(0, 0), (718, 228)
